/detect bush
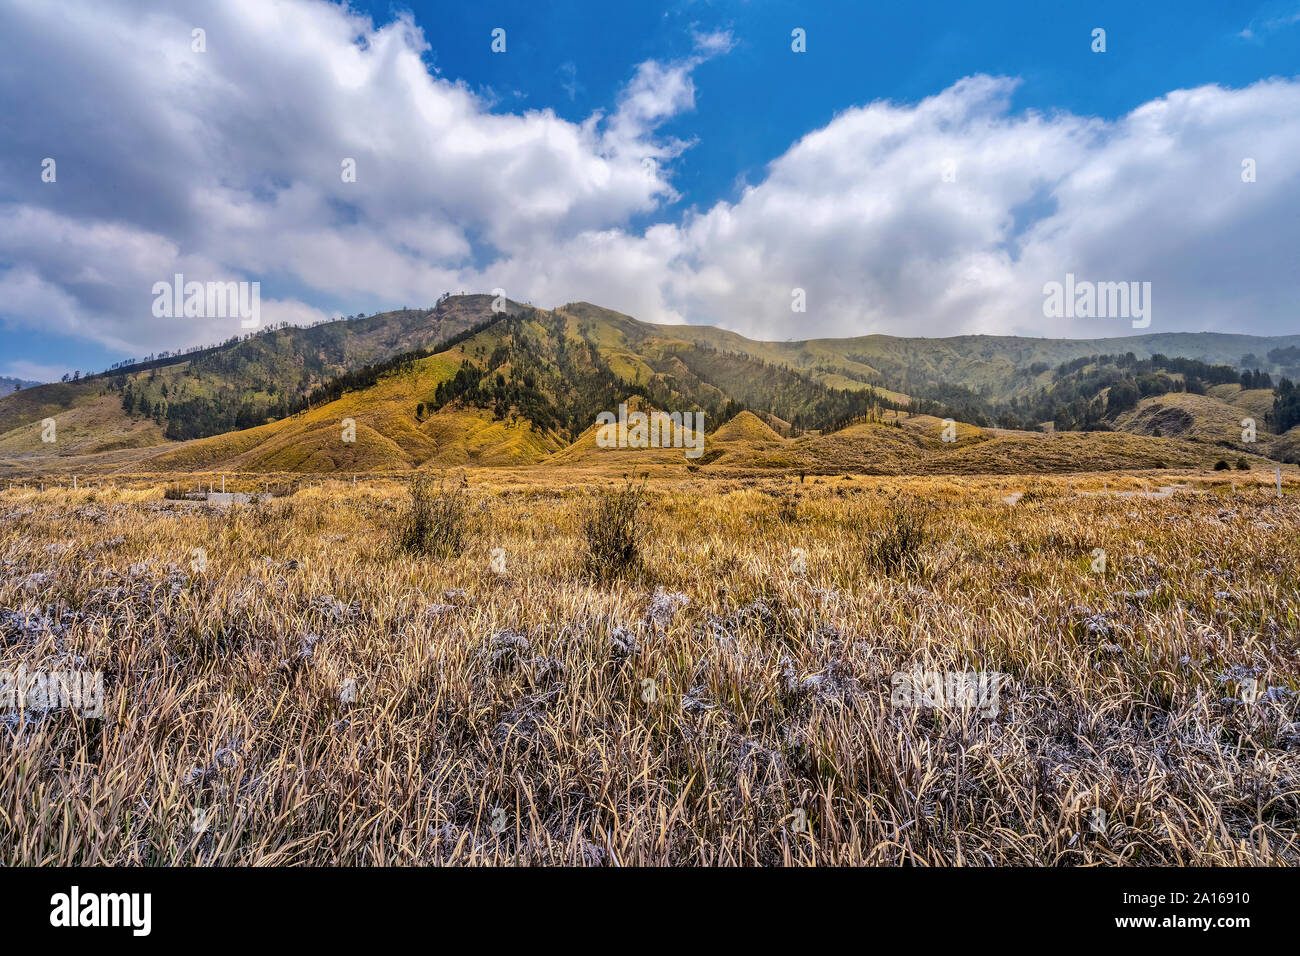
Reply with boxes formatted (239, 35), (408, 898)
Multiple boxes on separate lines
(775, 494), (800, 523)
(1235, 457), (1250, 471)
(582, 479), (645, 577)
(1213, 460), (1230, 471)
(864, 496), (930, 575)
(399, 473), (467, 557)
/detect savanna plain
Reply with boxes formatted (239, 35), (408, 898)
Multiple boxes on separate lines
(1, 468), (1297, 866)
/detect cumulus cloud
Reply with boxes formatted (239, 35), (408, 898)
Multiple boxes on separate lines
(0, 0), (1297, 363)
(638, 74), (1300, 339)
(0, 0), (721, 354)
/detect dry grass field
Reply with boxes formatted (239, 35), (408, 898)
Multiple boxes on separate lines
(1, 469), (1298, 865)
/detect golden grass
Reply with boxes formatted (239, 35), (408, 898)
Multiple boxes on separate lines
(0, 394), (166, 458)
(710, 410), (783, 444)
(1, 470), (1298, 865)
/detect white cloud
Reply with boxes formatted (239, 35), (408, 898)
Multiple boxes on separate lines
(533, 75), (1300, 340)
(0, 0), (721, 354)
(1237, 5), (1300, 42)
(259, 299), (336, 329)
(0, 0), (1297, 363)
(2, 360), (74, 384)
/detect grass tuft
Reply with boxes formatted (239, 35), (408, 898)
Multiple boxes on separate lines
(399, 472), (468, 557)
(582, 479), (645, 578)
(862, 494), (930, 575)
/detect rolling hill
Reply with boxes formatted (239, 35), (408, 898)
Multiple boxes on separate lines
(1, 294), (1298, 476)
(0, 295), (508, 456)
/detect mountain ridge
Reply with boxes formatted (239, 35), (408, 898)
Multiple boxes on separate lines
(2, 295), (1298, 475)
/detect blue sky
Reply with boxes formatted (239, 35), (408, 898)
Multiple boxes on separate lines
(379, 0), (1300, 210)
(1, 0), (1299, 381)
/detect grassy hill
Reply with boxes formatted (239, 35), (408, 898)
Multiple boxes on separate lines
(582, 313), (1300, 402)
(684, 411), (1266, 476)
(139, 348), (567, 472)
(0, 295), (508, 457)
(4, 294), (1300, 476)
(0, 392), (167, 458)
(711, 410), (783, 443)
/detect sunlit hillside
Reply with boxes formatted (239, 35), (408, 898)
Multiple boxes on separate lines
(3, 296), (1299, 478)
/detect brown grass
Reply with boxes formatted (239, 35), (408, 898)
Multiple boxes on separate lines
(0, 470), (1297, 865)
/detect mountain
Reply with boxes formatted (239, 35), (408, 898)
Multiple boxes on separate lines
(1, 295), (1298, 475)
(0, 296), (506, 458)
(0, 376), (41, 392)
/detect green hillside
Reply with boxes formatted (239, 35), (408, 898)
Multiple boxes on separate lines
(0, 295), (509, 454)
(3, 294), (1299, 475)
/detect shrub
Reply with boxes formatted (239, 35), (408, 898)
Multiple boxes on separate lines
(399, 473), (467, 557)
(864, 496), (930, 575)
(1213, 460), (1230, 471)
(582, 479), (645, 577)
(775, 494), (800, 523)
(1235, 457), (1250, 471)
